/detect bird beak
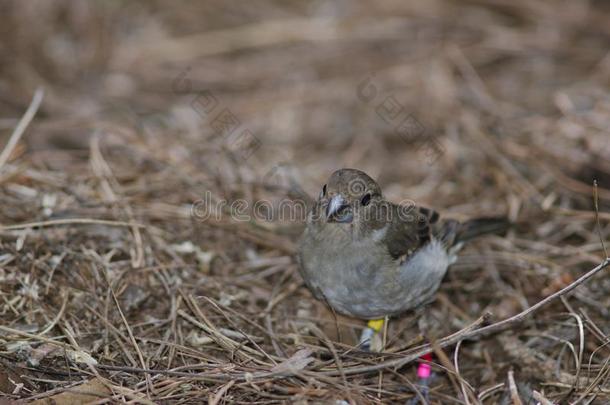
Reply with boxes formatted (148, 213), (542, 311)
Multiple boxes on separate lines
(326, 194), (348, 220)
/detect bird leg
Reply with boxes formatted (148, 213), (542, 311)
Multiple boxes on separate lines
(358, 318), (385, 351)
(407, 352), (434, 405)
(408, 311), (436, 404)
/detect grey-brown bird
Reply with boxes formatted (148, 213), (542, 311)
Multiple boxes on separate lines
(298, 168), (508, 322)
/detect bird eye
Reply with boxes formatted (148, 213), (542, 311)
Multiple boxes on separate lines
(319, 184), (327, 200)
(361, 193), (371, 206)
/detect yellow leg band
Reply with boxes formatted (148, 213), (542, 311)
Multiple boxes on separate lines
(367, 319), (384, 332)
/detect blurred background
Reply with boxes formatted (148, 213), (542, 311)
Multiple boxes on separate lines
(1, 1), (610, 403)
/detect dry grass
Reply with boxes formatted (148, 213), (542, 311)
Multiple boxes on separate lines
(1, 1), (610, 403)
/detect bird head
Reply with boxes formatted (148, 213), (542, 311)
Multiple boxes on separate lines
(317, 168), (383, 225)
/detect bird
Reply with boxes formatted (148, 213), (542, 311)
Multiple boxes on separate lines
(298, 168), (508, 327)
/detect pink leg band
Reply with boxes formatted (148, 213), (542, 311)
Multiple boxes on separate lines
(417, 353), (433, 379)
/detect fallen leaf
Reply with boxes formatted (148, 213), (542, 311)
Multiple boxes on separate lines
(28, 343), (60, 366)
(67, 350), (98, 365)
(270, 349), (314, 375)
(31, 378), (110, 404)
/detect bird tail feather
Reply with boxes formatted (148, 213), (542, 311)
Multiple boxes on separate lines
(437, 216), (509, 262)
(455, 216), (510, 244)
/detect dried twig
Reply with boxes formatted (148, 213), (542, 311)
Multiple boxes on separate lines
(0, 88), (44, 171)
(593, 180), (609, 259)
(507, 370), (523, 405)
(0, 218), (145, 231)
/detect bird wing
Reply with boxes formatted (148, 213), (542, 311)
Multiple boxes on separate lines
(382, 204), (441, 261)
(382, 203), (508, 262)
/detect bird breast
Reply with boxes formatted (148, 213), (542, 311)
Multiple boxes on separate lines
(299, 227), (450, 319)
